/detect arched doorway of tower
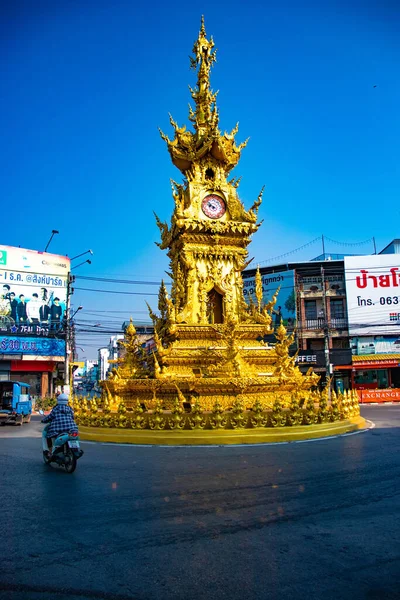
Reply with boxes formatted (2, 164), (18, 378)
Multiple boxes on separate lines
(207, 288), (224, 324)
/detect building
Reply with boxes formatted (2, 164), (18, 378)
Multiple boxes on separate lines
(98, 347), (110, 381)
(243, 257), (352, 391)
(97, 334), (124, 382)
(344, 246), (400, 397)
(0, 244), (70, 397)
(379, 239), (400, 255)
(243, 239), (400, 394)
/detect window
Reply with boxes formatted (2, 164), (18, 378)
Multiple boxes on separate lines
(330, 299), (344, 319)
(332, 338), (350, 349)
(304, 300), (317, 319)
(306, 339), (324, 350)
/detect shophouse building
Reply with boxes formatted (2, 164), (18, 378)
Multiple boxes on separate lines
(243, 239), (400, 396)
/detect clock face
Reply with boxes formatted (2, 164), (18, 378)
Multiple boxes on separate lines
(201, 194), (226, 219)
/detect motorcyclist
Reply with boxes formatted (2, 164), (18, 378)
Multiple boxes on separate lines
(41, 393), (78, 454)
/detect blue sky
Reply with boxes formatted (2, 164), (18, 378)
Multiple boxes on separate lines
(1, 0), (399, 357)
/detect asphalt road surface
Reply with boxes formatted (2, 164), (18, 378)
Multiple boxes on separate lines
(1, 406), (399, 600)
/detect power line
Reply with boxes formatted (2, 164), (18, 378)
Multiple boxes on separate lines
(324, 236), (375, 247)
(75, 287), (158, 296)
(76, 275), (171, 286)
(257, 235), (378, 265)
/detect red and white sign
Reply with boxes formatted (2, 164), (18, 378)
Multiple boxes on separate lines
(357, 388), (400, 403)
(345, 255), (400, 336)
(353, 359), (400, 368)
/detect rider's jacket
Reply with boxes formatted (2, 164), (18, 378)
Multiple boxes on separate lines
(42, 404), (78, 438)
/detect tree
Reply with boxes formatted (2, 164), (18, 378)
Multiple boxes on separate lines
(285, 290), (296, 314)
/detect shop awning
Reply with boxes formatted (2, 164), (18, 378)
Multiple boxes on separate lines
(352, 354), (400, 369)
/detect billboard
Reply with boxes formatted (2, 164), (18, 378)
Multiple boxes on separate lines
(0, 336), (65, 357)
(345, 255), (400, 335)
(242, 270), (296, 328)
(350, 335), (400, 356)
(0, 246), (70, 348)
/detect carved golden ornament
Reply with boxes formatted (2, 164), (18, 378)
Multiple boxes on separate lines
(168, 398), (185, 430)
(270, 397), (286, 427)
(317, 389), (329, 423)
(250, 398), (268, 428)
(149, 400), (166, 430)
(209, 399), (228, 429)
(188, 399), (206, 429)
(286, 394), (303, 426)
(329, 390), (340, 422)
(302, 394), (318, 425)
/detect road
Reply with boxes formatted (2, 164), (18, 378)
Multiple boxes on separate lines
(0, 406), (399, 600)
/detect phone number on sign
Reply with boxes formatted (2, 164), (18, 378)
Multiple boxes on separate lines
(379, 297), (400, 305)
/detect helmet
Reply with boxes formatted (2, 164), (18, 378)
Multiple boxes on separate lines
(57, 393), (69, 405)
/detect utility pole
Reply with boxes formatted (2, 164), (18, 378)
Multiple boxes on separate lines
(320, 266), (331, 400)
(63, 274), (73, 394)
(62, 252), (92, 394)
(63, 274), (77, 394)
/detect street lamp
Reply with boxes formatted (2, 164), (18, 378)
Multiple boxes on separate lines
(71, 249), (93, 261)
(44, 230), (59, 252)
(72, 259), (91, 270)
(71, 306), (83, 319)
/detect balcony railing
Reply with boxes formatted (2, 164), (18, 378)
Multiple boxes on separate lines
(299, 288), (346, 296)
(299, 318), (348, 331)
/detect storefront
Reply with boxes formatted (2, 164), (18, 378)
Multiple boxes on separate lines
(296, 349), (352, 392)
(351, 355), (400, 390)
(0, 359), (11, 381)
(10, 359), (58, 397)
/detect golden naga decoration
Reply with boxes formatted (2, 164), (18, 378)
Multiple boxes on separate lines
(89, 18), (360, 433)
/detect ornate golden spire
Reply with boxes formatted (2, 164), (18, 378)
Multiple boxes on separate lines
(188, 16), (219, 136)
(159, 17), (248, 175)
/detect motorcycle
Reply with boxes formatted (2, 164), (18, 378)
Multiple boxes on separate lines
(42, 423), (84, 474)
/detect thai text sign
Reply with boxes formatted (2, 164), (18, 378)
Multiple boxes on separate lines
(0, 245), (70, 349)
(344, 255), (400, 335)
(0, 336), (65, 356)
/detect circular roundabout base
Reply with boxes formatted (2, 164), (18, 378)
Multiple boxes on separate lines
(79, 416), (369, 446)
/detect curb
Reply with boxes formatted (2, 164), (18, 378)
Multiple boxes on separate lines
(79, 416), (368, 446)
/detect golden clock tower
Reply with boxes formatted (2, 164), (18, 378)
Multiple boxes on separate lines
(104, 17), (320, 412)
(157, 17), (262, 327)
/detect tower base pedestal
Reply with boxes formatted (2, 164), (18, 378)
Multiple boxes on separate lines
(79, 416), (368, 446)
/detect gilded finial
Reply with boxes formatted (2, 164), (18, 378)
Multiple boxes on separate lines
(126, 317), (136, 336)
(200, 15), (206, 36)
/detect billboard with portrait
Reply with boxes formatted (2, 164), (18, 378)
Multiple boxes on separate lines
(242, 269), (296, 328)
(0, 245), (70, 347)
(344, 255), (400, 336)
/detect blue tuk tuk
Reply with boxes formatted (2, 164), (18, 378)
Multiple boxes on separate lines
(0, 381), (32, 425)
